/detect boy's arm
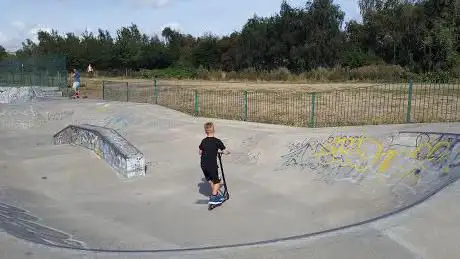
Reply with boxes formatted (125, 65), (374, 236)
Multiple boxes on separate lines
(218, 139), (230, 155)
(198, 142), (203, 155)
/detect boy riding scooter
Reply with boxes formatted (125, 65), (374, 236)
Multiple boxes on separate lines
(198, 122), (230, 205)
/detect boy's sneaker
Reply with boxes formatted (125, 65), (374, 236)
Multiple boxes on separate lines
(217, 194), (225, 202)
(209, 195), (225, 205)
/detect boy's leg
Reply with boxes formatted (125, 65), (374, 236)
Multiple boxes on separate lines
(71, 83), (78, 98)
(201, 167), (213, 196)
(208, 167), (224, 204)
(211, 181), (221, 196)
(76, 83), (80, 98)
(202, 166), (221, 203)
(209, 166), (221, 195)
(209, 182), (224, 204)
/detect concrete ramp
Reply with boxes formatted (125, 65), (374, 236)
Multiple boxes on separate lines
(276, 131), (460, 209)
(1, 100), (460, 256)
(53, 124), (146, 178)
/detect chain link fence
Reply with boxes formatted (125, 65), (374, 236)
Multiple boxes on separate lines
(101, 80), (460, 128)
(0, 54), (67, 88)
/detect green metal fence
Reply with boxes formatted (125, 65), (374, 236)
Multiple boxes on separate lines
(101, 80), (460, 128)
(0, 55), (67, 88)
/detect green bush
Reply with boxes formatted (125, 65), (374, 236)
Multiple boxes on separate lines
(267, 67), (292, 81)
(151, 66), (198, 79)
(419, 71), (451, 83)
(348, 65), (407, 82)
(95, 64), (459, 83)
(341, 50), (383, 69)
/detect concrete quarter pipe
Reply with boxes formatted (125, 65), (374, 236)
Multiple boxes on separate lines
(0, 99), (459, 255)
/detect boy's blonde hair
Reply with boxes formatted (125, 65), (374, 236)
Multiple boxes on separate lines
(204, 122), (214, 134)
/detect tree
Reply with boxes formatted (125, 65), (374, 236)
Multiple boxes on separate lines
(0, 45), (7, 60)
(11, 0), (460, 78)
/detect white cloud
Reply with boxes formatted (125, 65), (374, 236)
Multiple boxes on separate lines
(27, 26), (52, 43)
(0, 21), (52, 51)
(55, 0), (177, 8)
(159, 22), (181, 32)
(132, 0), (172, 8)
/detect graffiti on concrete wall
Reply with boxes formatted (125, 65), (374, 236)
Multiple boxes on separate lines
(0, 106), (74, 130)
(413, 133), (460, 171)
(53, 127), (72, 145)
(81, 127), (126, 174)
(0, 201), (86, 248)
(55, 126), (127, 174)
(279, 133), (460, 196)
(279, 137), (328, 171)
(53, 125), (145, 178)
(93, 133), (127, 174)
(46, 110), (74, 121)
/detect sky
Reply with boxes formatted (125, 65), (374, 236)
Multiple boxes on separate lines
(0, 0), (361, 51)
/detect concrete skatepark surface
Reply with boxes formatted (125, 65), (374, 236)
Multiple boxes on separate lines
(1, 99), (460, 258)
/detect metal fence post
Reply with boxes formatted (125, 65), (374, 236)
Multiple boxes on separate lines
(309, 92), (316, 127)
(126, 82), (129, 102)
(20, 66), (24, 86)
(102, 80), (105, 100)
(194, 90), (199, 116)
(243, 90), (248, 121)
(153, 79), (158, 104)
(406, 80), (413, 123)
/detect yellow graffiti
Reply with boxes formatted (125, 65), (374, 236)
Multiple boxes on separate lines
(409, 140), (450, 160)
(377, 149), (398, 173)
(94, 146), (102, 159)
(314, 136), (397, 176)
(311, 134), (456, 182)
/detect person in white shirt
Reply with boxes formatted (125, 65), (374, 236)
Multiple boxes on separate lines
(87, 64), (94, 77)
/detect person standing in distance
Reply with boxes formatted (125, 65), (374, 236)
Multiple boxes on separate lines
(87, 64), (94, 78)
(72, 68), (81, 98)
(199, 122), (230, 205)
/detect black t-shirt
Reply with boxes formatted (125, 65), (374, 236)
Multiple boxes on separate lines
(199, 137), (226, 166)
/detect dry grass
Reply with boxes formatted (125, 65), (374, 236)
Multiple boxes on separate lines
(79, 76), (379, 99)
(84, 76), (460, 128)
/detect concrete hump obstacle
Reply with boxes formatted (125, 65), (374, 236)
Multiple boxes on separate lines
(53, 124), (146, 179)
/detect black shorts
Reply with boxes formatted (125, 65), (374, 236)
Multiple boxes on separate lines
(201, 165), (220, 184)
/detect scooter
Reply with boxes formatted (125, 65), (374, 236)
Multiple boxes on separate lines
(208, 152), (230, 211)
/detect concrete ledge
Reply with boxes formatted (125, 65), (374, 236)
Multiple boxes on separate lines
(53, 124), (146, 179)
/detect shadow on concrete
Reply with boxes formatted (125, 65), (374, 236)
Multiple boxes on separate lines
(196, 178), (211, 204)
(197, 178), (210, 197)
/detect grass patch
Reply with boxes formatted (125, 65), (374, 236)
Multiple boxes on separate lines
(102, 82), (460, 128)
